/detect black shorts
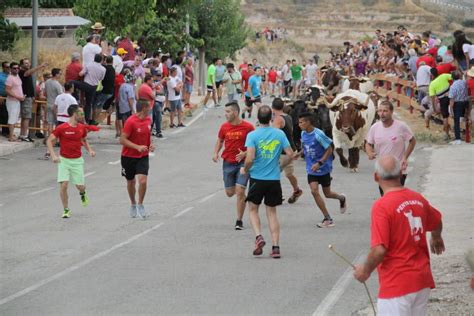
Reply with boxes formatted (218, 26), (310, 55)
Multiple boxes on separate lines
(439, 96), (450, 118)
(121, 155), (149, 180)
(246, 178), (282, 207)
(206, 85), (215, 92)
(245, 95), (262, 108)
(216, 81), (223, 89)
(307, 173), (332, 188)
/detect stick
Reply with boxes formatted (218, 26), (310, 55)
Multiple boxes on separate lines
(328, 245), (377, 316)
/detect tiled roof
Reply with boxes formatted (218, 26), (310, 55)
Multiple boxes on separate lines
(4, 8), (74, 18)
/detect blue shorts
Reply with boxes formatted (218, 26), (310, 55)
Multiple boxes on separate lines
(169, 99), (182, 112)
(185, 83), (193, 93)
(223, 161), (249, 189)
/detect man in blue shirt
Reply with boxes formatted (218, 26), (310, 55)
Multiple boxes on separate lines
(243, 67), (262, 119)
(0, 61), (10, 136)
(241, 105), (296, 258)
(298, 112), (347, 228)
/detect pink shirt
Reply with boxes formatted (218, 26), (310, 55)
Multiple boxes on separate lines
(366, 120), (414, 174)
(5, 74), (23, 101)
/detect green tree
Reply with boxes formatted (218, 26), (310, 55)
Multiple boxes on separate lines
(73, 0), (156, 44)
(0, 0), (20, 51)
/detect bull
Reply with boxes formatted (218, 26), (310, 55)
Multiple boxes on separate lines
(327, 89), (376, 172)
(321, 68), (341, 97)
(341, 76), (374, 94)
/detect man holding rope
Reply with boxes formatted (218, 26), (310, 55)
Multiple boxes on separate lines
(354, 155), (445, 316)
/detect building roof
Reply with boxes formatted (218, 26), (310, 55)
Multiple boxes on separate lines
(4, 8), (90, 28)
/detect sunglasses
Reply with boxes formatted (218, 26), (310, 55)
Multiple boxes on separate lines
(11, 67), (19, 70)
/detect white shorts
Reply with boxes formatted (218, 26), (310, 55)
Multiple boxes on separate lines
(6, 99), (21, 125)
(377, 288), (430, 316)
(292, 79), (302, 87)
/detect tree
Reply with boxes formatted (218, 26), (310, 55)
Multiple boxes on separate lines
(73, 0), (156, 44)
(0, 0), (20, 51)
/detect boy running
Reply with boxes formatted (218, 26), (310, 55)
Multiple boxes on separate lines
(213, 102), (254, 230)
(298, 112), (346, 228)
(47, 105), (95, 218)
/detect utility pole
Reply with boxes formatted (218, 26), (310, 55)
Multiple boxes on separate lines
(185, 13), (190, 54)
(31, 0), (39, 70)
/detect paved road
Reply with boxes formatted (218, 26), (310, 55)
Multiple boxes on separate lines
(0, 99), (429, 315)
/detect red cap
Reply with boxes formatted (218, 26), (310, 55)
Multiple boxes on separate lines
(428, 47), (438, 56)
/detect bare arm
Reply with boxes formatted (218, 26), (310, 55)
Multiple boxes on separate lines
(212, 138), (224, 162)
(120, 132), (147, 153)
(403, 137), (416, 161)
(430, 221), (445, 255)
(128, 98), (135, 114)
(365, 142), (376, 160)
(272, 115), (285, 129)
(24, 63), (47, 77)
(82, 138), (95, 157)
(242, 147), (256, 173)
(6, 85), (24, 101)
(354, 245), (387, 282)
(46, 133), (59, 162)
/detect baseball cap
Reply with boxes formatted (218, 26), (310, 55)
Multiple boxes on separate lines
(117, 48), (128, 55)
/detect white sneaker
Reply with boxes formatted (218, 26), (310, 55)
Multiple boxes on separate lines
(129, 205), (137, 218)
(137, 204), (147, 220)
(449, 140), (462, 145)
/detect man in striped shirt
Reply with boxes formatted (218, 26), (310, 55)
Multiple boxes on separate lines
(448, 71), (469, 145)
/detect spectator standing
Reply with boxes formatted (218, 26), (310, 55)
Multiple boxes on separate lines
(5, 62), (24, 142)
(435, 56), (456, 75)
(19, 59), (47, 142)
(113, 48), (127, 75)
(452, 31), (471, 71)
(94, 56), (115, 121)
(463, 42), (474, 68)
(65, 53), (83, 84)
(267, 66), (277, 97)
(152, 72), (165, 138)
(282, 60), (292, 97)
(44, 68), (64, 142)
(215, 58), (226, 104)
(448, 71), (469, 145)
(365, 101), (416, 196)
(290, 59), (303, 99)
(203, 58), (218, 108)
(117, 34), (135, 62)
(416, 62), (432, 104)
(77, 54), (106, 124)
(124, 56), (145, 81)
(221, 63), (242, 103)
(54, 82), (77, 126)
(138, 74), (155, 112)
(118, 72), (136, 131)
(429, 69), (452, 140)
(82, 35), (102, 66)
(407, 49), (419, 77)
(167, 66), (184, 128)
(354, 155), (444, 316)
(184, 58), (194, 107)
(0, 62), (9, 136)
(304, 58), (318, 87)
(240, 106), (295, 259)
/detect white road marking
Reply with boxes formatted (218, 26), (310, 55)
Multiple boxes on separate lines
(108, 159), (121, 165)
(29, 187), (54, 196)
(99, 149), (121, 153)
(0, 222), (164, 306)
(312, 250), (366, 316)
(171, 111), (204, 135)
(199, 193), (216, 203)
(172, 207), (194, 218)
(84, 171), (96, 178)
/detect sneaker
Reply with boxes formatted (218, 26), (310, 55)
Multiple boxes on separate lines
(19, 136), (34, 142)
(339, 194), (347, 214)
(317, 218), (335, 228)
(177, 123), (186, 127)
(449, 139), (462, 145)
(137, 204), (146, 220)
(253, 235), (266, 256)
(235, 220), (244, 230)
(62, 209), (70, 218)
(43, 152), (50, 160)
(156, 133), (163, 138)
(80, 192), (89, 207)
(129, 205), (137, 218)
(271, 246), (281, 259)
(169, 124), (175, 128)
(287, 189), (303, 204)
(35, 132), (45, 139)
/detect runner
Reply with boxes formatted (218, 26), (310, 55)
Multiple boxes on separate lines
(298, 112), (346, 228)
(243, 66), (262, 119)
(203, 58), (218, 108)
(212, 101), (254, 230)
(240, 105), (296, 258)
(365, 100), (416, 196)
(271, 98), (303, 204)
(120, 99), (155, 220)
(46, 104), (95, 218)
(290, 59), (303, 99)
(304, 58), (319, 87)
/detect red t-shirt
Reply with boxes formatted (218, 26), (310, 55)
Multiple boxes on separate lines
(121, 114), (152, 158)
(241, 70), (250, 91)
(114, 74), (125, 101)
(218, 120), (254, 164)
(436, 63), (456, 75)
(65, 61), (83, 82)
(52, 123), (87, 159)
(370, 188), (442, 299)
(162, 64), (169, 78)
(138, 83), (154, 108)
(467, 78), (474, 97)
(268, 70), (277, 83)
(239, 63), (248, 72)
(117, 39), (135, 62)
(416, 55), (436, 69)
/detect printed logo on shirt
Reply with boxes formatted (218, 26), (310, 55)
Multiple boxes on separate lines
(65, 131), (76, 135)
(391, 136), (398, 142)
(403, 210), (424, 241)
(258, 139), (280, 159)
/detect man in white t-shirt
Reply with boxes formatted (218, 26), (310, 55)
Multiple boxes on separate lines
(82, 35), (102, 66)
(416, 62), (432, 103)
(166, 67), (184, 128)
(462, 43), (474, 67)
(304, 58), (319, 87)
(282, 60), (292, 97)
(55, 82), (78, 125)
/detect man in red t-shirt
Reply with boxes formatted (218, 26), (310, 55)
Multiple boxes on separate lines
(138, 74), (155, 110)
(354, 155), (445, 315)
(120, 99), (155, 219)
(435, 56), (456, 75)
(416, 53), (436, 69)
(268, 67), (278, 97)
(212, 101), (254, 230)
(47, 104), (96, 218)
(65, 52), (83, 83)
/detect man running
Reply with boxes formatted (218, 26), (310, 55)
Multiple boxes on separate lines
(243, 66), (262, 119)
(290, 59), (303, 99)
(298, 112), (346, 228)
(365, 100), (416, 196)
(241, 105), (296, 259)
(213, 102), (254, 230)
(46, 105), (95, 218)
(271, 98), (303, 203)
(203, 58), (218, 108)
(120, 99), (155, 219)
